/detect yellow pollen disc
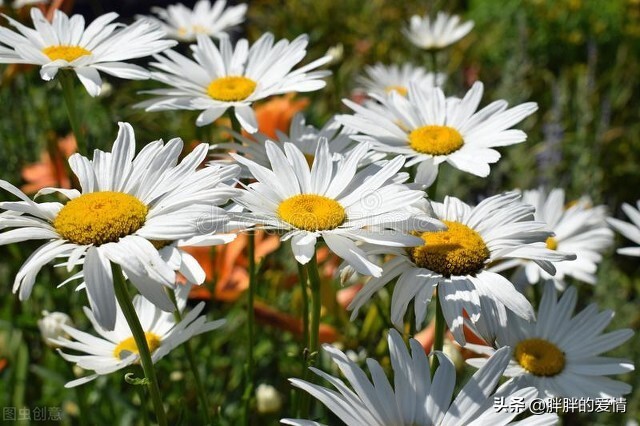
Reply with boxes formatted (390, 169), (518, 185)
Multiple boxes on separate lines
(545, 236), (558, 250)
(42, 45), (91, 62)
(408, 125), (464, 155)
(207, 76), (257, 102)
(192, 24), (208, 34)
(113, 332), (161, 360)
(515, 338), (566, 377)
(54, 192), (148, 246)
(385, 85), (408, 96)
(151, 240), (173, 250)
(277, 194), (346, 231)
(410, 220), (490, 277)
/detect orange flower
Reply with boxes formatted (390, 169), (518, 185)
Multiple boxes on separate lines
(0, 358), (7, 372)
(21, 133), (76, 194)
(249, 94), (309, 139)
(254, 300), (339, 343)
(336, 283), (362, 309)
(184, 231), (280, 302)
(413, 313), (488, 360)
(413, 320), (437, 351)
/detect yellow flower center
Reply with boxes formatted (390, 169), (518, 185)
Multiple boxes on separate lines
(178, 25), (209, 36)
(545, 236), (558, 251)
(515, 338), (566, 377)
(54, 192), (148, 246)
(42, 45), (92, 62)
(277, 194), (346, 231)
(385, 85), (408, 96)
(192, 24), (208, 34)
(408, 125), (464, 156)
(410, 220), (490, 277)
(113, 332), (161, 360)
(151, 240), (173, 250)
(207, 76), (257, 102)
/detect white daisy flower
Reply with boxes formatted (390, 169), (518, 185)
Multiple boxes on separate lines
(231, 139), (441, 277)
(0, 122), (240, 330)
(356, 62), (445, 98)
(0, 8), (176, 96)
(466, 282), (635, 398)
(136, 33), (331, 133)
(212, 113), (384, 177)
(141, 0), (247, 42)
(348, 192), (575, 343)
(11, 0), (49, 8)
(51, 283), (224, 388)
(337, 82), (538, 183)
(282, 329), (558, 426)
(404, 11), (474, 50)
(497, 188), (613, 289)
(607, 201), (640, 257)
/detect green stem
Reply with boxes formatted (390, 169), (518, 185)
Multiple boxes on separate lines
(13, 342), (28, 426)
(299, 251), (322, 418)
(532, 282), (542, 310)
(429, 50), (438, 76)
(167, 290), (212, 425)
(58, 71), (88, 156)
(430, 293), (446, 378)
(227, 109), (255, 425)
(65, 361), (88, 426)
(228, 109), (242, 137)
(428, 174), (439, 200)
(408, 306), (417, 337)
(307, 251), (322, 362)
(297, 262), (310, 354)
(242, 231), (256, 425)
(296, 262), (310, 417)
(111, 264), (168, 426)
(137, 384), (151, 426)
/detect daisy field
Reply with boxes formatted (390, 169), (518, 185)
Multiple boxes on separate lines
(0, 1), (637, 425)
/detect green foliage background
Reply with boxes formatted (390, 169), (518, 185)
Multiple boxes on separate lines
(0, 0), (638, 424)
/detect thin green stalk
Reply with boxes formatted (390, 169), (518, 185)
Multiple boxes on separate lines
(228, 110), (242, 137)
(408, 305), (417, 337)
(167, 289), (212, 425)
(58, 71), (88, 156)
(296, 262), (310, 417)
(299, 251), (323, 418)
(228, 108), (256, 425)
(137, 385), (151, 426)
(373, 298), (394, 331)
(241, 231), (257, 425)
(532, 283), (542, 310)
(430, 293), (446, 378)
(307, 251), (322, 363)
(111, 264), (168, 426)
(13, 342), (28, 426)
(429, 50), (438, 76)
(65, 360), (88, 426)
(297, 262), (310, 355)
(428, 174), (439, 200)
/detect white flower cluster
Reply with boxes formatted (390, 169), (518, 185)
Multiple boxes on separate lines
(0, 3), (635, 425)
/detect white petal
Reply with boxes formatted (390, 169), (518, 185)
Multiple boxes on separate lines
(75, 67), (103, 97)
(84, 247), (117, 331)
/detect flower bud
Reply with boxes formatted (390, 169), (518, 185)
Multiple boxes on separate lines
(325, 43), (344, 65)
(255, 384), (282, 414)
(38, 310), (72, 347)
